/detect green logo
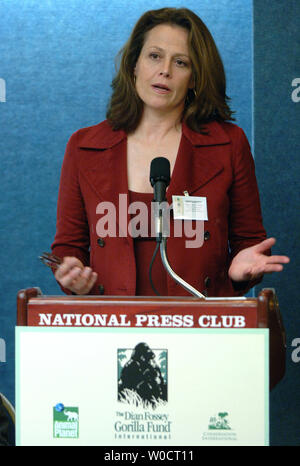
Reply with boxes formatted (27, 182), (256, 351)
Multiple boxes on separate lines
(208, 412), (231, 430)
(53, 404), (79, 438)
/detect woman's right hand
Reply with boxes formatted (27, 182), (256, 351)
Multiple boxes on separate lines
(54, 256), (98, 295)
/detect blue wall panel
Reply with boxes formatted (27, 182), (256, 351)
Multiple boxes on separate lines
(254, 0), (300, 446)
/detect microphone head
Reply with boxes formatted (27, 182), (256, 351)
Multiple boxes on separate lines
(150, 157), (171, 187)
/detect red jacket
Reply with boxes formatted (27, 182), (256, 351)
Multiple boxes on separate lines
(51, 119), (267, 297)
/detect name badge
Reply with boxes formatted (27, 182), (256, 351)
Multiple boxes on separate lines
(172, 195), (208, 221)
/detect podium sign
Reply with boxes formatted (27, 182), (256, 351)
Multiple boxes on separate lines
(16, 326), (269, 446)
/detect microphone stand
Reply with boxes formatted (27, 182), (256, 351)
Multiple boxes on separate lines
(159, 238), (205, 299)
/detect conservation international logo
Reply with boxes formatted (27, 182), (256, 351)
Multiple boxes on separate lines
(53, 403), (79, 439)
(115, 342), (171, 442)
(202, 412), (237, 442)
(208, 412), (231, 430)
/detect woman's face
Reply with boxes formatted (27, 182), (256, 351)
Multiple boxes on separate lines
(134, 24), (194, 116)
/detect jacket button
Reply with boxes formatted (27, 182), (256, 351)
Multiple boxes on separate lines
(204, 231), (210, 240)
(98, 284), (105, 295)
(204, 276), (211, 288)
(97, 237), (105, 247)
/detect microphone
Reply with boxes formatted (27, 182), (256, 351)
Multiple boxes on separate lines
(150, 157), (170, 202)
(150, 157), (170, 242)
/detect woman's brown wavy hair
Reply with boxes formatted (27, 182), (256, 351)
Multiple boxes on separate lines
(106, 7), (234, 133)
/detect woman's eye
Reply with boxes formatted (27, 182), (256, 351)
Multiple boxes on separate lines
(149, 53), (160, 60)
(175, 59), (187, 67)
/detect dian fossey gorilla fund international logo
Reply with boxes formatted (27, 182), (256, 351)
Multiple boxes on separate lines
(118, 342), (167, 409)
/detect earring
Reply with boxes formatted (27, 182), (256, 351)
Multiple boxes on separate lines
(193, 88), (197, 98)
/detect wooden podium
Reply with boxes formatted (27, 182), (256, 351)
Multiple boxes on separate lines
(17, 287), (286, 390)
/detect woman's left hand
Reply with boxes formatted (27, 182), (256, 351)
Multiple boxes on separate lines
(228, 237), (290, 282)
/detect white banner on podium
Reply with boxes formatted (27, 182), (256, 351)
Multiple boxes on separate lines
(15, 327), (269, 446)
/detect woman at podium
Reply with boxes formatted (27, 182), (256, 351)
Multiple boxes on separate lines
(51, 7), (289, 297)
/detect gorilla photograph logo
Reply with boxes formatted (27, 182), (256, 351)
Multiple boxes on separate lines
(117, 342), (167, 408)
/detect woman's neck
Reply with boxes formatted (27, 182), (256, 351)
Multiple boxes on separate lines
(132, 107), (182, 143)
